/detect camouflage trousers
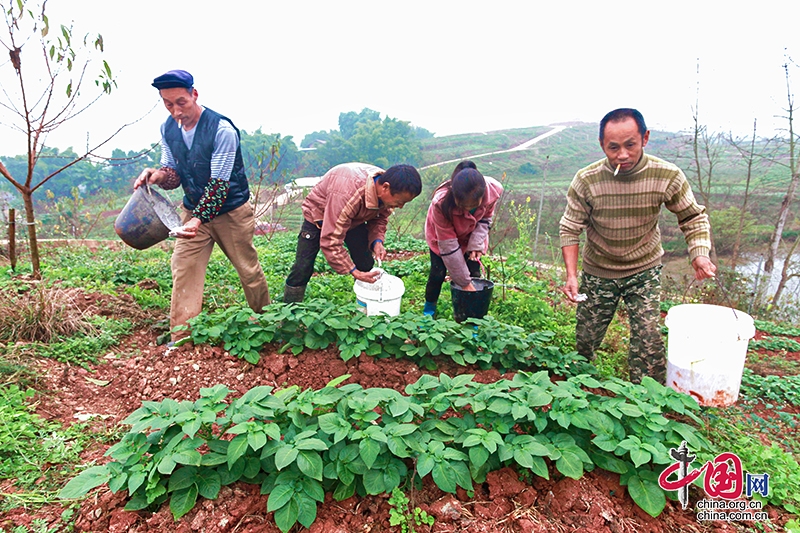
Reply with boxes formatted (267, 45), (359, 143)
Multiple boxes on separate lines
(576, 266), (665, 384)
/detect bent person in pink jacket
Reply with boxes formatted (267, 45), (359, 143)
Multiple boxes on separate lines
(423, 161), (504, 317)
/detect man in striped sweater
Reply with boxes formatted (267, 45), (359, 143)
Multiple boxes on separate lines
(559, 108), (716, 384)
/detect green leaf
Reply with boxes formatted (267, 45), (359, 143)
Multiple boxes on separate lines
(200, 452), (228, 466)
(488, 398), (512, 414)
(514, 450), (534, 469)
(108, 472), (127, 493)
(591, 434), (619, 452)
(526, 386), (553, 407)
(263, 423), (282, 441)
(333, 481), (355, 501)
(431, 461), (457, 493)
(227, 434), (249, 469)
(417, 455), (435, 478)
(170, 485), (198, 520)
(168, 466), (198, 492)
(219, 457), (245, 485)
(243, 456), (261, 479)
(359, 439), (381, 470)
(297, 450), (323, 481)
(124, 490), (150, 511)
(530, 456), (549, 479)
(515, 436), (550, 456)
(157, 456), (177, 475)
(617, 403), (644, 417)
(363, 469), (386, 495)
(127, 471), (146, 495)
(318, 413), (348, 439)
(627, 474), (666, 517)
(268, 484), (295, 512)
(630, 448), (651, 468)
(275, 446), (299, 470)
(296, 492), (318, 528)
(274, 497), (300, 533)
(469, 446), (490, 468)
(248, 431), (267, 452)
(589, 452), (629, 475)
(195, 470), (221, 500)
(555, 451), (584, 479)
(463, 432), (484, 448)
(240, 385), (274, 403)
(296, 438), (329, 451)
(301, 477), (325, 503)
(173, 450), (202, 466)
(452, 461), (473, 491)
(182, 418), (203, 439)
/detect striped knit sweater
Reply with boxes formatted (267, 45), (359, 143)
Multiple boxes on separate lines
(559, 153), (711, 279)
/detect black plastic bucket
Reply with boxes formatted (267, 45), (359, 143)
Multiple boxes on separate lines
(450, 278), (494, 323)
(114, 187), (182, 250)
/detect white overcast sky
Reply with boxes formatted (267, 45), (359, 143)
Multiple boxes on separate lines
(0, 0), (797, 159)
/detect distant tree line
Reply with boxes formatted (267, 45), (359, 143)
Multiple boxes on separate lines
(0, 107), (431, 203)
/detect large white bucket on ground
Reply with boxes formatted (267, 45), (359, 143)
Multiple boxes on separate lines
(665, 303), (755, 407)
(353, 269), (405, 316)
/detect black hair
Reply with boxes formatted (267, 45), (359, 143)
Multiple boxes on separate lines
(599, 108), (647, 144)
(450, 160), (477, 179)
(376, 164), (422, 196)
(438, 161), (486, 223)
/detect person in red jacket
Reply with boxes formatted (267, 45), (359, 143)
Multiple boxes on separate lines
(423, 161), (504, 317)
(283, 162), (422, 303)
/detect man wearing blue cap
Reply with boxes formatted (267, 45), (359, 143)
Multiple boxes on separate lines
(134, 70), (270, 344)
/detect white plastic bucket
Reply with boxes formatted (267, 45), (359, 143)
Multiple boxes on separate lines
(665, 303), (755, 407)
(353, 269), (405, 316)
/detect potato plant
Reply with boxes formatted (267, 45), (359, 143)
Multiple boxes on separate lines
(61, 372), (708, 531)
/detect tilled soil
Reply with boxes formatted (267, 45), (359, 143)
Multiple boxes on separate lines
(0, 295), (792, 533)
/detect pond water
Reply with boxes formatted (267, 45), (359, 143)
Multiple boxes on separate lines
(662, 253), (800, 319)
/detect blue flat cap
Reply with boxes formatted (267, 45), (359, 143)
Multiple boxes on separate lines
(152, 70), (194, 90)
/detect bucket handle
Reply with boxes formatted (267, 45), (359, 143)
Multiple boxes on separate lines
(682, 274), (744, 339)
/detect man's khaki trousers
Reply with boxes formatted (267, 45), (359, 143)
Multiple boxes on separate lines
(170, 202), (270, 341)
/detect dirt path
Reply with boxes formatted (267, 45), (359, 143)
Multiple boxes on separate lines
(419, 126), (568, 171)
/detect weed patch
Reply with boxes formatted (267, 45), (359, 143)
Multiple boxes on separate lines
(0, 385), (101, 513)
(0, 286), (97, 343)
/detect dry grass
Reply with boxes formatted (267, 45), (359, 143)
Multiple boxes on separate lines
(0, 284), (98, 343)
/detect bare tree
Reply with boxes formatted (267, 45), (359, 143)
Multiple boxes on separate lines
(726, 120), (780, 268)
(684, 61), (726, 264)
(0, 0), (120, 278)
(764, 61), (799, 274)
(772, 219), (800, 306)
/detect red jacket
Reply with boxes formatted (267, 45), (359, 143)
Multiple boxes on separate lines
(301, 163), (390, 275)
(425, 176), (503, 286)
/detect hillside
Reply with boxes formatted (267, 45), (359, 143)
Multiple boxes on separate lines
(411, 122), (795, 258)
(4, 119), (795, 265)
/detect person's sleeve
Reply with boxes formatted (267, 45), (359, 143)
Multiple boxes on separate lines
(191, 121), (237, 223)
(559, 175), (591, 247)
(366, 210), (389, 250)
(431, 205), (472, 287)
(158, 124), (181, 190)
(319, 190), (362, 275)
(665, 170), (711, 260)
(466, 199), (500, 253)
